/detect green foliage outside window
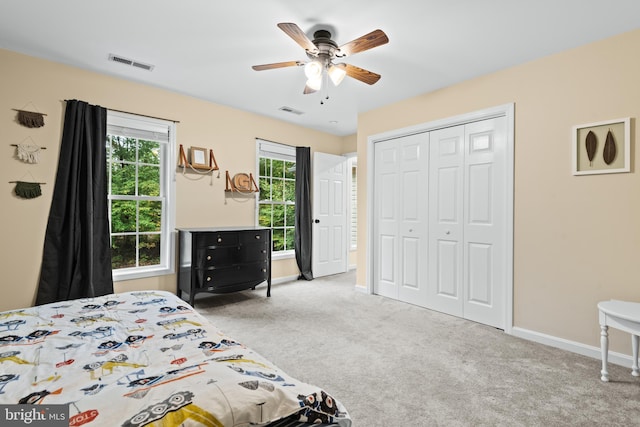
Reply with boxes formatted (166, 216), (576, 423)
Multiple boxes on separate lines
(108, 135), (163, 269)
(258, 157), (295, 252)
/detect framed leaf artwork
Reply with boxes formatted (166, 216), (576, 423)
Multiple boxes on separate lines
(572, 118), (630, 175)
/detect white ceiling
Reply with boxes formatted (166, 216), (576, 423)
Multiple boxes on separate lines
(2, 1), (640, 136)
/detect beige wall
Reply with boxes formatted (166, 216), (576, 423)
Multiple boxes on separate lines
(1, 48), (351, 311)
(357, 29), (640, 354)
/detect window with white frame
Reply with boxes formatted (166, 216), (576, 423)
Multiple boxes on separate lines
(256, 139), (296, 256)
(106, 111), (176, 281)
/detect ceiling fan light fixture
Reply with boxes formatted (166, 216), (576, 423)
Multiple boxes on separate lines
(328, 64), (347, 86)
(304, 60), (323, 79)
(306, 76), (323, 91)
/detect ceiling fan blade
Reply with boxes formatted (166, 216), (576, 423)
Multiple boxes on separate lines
(277, 23), (317, 53)
(343, 63), (381, 85)
(252, 61), (304, 71)
(338, 29), (389, 57)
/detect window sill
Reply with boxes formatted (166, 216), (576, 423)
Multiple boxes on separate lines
(271, 251), (295, 261)
(112, 265), (174, 282)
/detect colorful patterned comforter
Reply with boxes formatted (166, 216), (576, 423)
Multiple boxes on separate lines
(0, 291), (351, 426)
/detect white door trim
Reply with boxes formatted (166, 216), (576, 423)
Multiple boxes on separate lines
(366, 103), (515, 333)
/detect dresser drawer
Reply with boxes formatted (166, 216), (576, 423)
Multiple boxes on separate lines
(200, 262), (268, 288)
(196, 231), (239, 248)
(238, 242), (269, 263)
(239, 230), (269, 245)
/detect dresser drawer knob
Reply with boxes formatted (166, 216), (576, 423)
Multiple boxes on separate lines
(255, 235), (261, 240)
(262, 268), (267, 272)
(207, 255), (211, 261)
(217, 237), (222, 243)
(206, 276), (212, 282)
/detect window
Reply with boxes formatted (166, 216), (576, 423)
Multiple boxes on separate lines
(106, 111), (176, 281)
(256, 139), (296, 256)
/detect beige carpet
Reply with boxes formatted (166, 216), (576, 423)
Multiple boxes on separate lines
(196, 271), (640, 426)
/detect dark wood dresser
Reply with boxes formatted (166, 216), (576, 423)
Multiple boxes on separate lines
(177, 227), (271, 306)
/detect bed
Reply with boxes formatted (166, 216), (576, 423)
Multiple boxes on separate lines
(0, 290), (351, 426)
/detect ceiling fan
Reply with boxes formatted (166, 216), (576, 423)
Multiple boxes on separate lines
(252, 23), (389, 95)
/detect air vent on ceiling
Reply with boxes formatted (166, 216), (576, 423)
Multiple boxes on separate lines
(278, 106), (304, 115)
(108, 54), (154, 71)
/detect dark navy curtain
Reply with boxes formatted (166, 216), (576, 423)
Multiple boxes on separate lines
(36, 100), (113, 304)
(295, 146), (313, 280)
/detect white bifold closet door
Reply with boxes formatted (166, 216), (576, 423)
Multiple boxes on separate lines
(428, 117), (506, 328)
(373, 117), (507, 329)
(373, 132), (429, 305)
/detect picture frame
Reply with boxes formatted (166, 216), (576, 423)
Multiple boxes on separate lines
(572, 118), (630, 175)
(190, 146), (208, 168)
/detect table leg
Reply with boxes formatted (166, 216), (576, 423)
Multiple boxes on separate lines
(600, 325), (609, 382)
(632, 334), (639, 377)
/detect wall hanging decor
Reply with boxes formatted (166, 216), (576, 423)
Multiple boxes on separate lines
(572, 117), (631, 175)
(9, 172), (46, 199)
(11, 137), (46, 164)
(12, 105), (47, 128)
(225, 171), (258, 193)
(177, 144), (219, 171)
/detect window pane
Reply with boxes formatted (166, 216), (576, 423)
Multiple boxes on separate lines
(284, 161), (295, 179)
(284, 179), (295, 202)
(260, 157), (271, 177)
(285, 205), (295, 227)
(139, 234), (161, 266)
(258, 204), (272, 227)
(139, 201), (162, 232)
(272, 178), (284, 201)
(273, 204), (285, 227)
(139, 139), (160, 165)
(111, 235), (137, 269)
(272, 228), (285, 251)
(285, 228), (295, 251)
(259, 177), (271, 201)
(138, 165), (160, 196)
(111, 200), (137, 233)
(111, 163), (136, 195)
(110, 136), (137, 162)
(272, 159), (284, 178)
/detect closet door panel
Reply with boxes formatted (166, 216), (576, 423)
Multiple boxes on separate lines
(428, 125), (464, 316)
(463, 117), (506, 328)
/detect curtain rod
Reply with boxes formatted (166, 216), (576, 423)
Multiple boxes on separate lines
(62, 100), (180, 123)
(107, 107), (180, 123)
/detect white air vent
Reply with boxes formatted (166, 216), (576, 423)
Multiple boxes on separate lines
(278, 106), (304, 115)
(108, 54), (154, 71)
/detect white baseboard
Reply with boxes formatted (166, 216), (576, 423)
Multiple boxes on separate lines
(511, 326), (633, 369)
(354, 285), (368, 293)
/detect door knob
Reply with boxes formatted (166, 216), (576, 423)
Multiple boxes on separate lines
(314, 219), (320, 223)
(445, 230), (451, 235)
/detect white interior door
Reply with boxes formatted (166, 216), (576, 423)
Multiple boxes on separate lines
(312, 152), (348, 278)
(373, 134), (429, 304)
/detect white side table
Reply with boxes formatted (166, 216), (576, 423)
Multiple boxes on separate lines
(598, 300), (640, 382)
